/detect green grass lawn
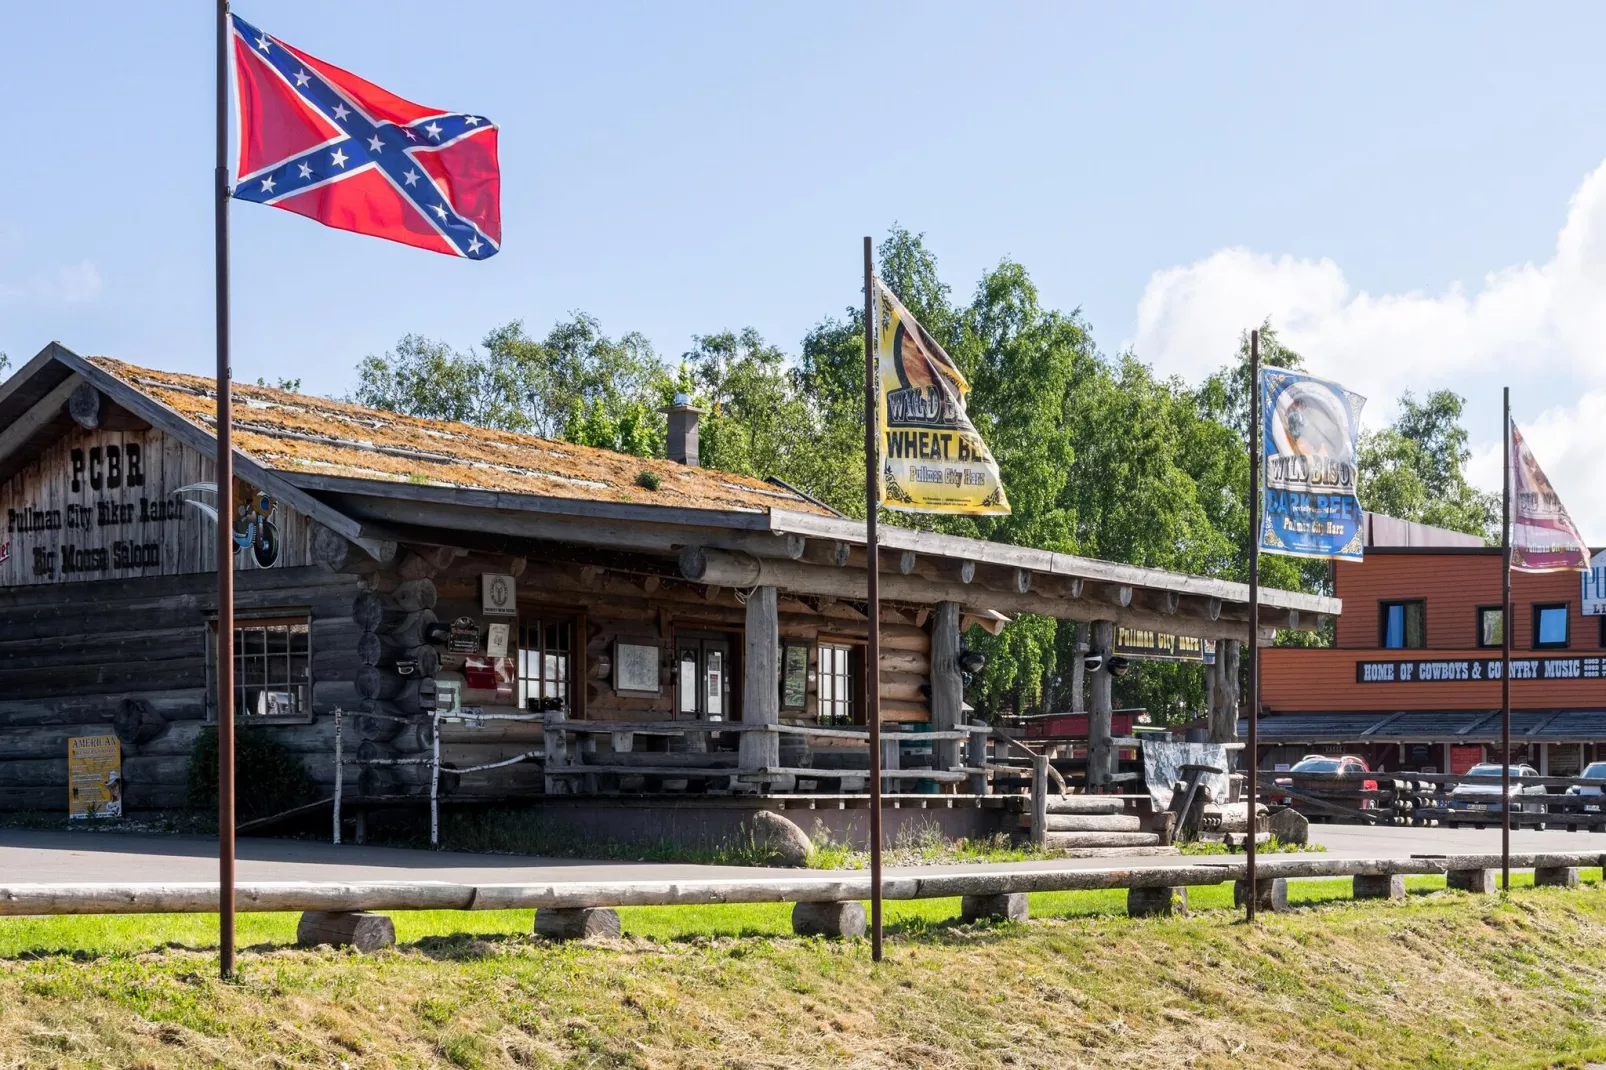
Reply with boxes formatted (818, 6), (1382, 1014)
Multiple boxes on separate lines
(4, 873), (1605, 1068)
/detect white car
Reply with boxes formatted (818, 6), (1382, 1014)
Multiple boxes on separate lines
(1446, 763), (1548, 826)
(1564, 761), (1606, 812)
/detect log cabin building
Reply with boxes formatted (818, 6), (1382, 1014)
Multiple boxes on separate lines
(0, 342), (1337, 844)
(1259, 515), (1606, 777)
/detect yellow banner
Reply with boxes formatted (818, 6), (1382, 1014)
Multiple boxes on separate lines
(873, 279), (1010, 515)
(68, 734), (122, 819)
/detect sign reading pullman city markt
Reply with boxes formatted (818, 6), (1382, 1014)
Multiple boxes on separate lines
(1357, 656), (1606, 683)
(0, 427), (306, 587)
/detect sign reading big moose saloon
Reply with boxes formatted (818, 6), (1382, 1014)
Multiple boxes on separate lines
(0, 427), (307, 586)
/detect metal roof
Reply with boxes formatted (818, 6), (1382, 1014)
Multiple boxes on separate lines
(1247, 710), (1606, 742)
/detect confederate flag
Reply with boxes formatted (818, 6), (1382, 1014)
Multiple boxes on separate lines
(229, 14), (500, 259)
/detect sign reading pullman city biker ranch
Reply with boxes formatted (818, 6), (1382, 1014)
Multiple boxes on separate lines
(0, 426), (310, 587)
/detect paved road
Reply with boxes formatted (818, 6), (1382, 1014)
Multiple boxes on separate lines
(1, 823), (1602, 885)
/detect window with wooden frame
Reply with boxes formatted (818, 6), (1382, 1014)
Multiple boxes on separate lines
(1476, 606), (1503, 649)
(208, 613), (312, 724)
(1379, 600), (1426, 649)
(816, 641), (865, 726)
(1533, 603), (1570, 649)
(517, 617), (575, 714)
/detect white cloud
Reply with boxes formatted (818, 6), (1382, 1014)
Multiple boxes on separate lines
(1132, 157), (1606, 542)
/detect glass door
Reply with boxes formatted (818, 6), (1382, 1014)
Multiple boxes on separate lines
(676, 634), (733, 721)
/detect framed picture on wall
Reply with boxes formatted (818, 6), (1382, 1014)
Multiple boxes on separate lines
(614, 639), (660, 696)
(780, 640), (808, 710)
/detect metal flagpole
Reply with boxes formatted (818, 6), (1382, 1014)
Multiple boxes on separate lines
(1501, 386), (1512, 891)
(863, 236), (884, 962)
(215, 0), (237, 978)
(1245, 329), (1261, 921)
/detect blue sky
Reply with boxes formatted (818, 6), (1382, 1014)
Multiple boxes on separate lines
(7, 2), (1606, 530)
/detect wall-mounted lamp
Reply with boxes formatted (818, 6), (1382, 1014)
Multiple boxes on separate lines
(957, 649), (987, 674)
(1083, 653), (1105, 674)
(1108, 656), (1131, 679)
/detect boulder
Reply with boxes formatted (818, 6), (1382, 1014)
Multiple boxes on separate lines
(750, 809), (813, 867)
(1266, 806), (1310, 846)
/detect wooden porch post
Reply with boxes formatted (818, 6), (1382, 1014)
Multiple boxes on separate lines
(1068, 621), (1086, 715)
(1089, 619), (1115, 787)
(930, 601), (963, 771)
(739, 586), (780, 771)
(1208, 639), (1241, 743)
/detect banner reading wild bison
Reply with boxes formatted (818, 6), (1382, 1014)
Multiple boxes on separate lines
(1260, 367), (1367, 561)
(873, 278), (1010, 515)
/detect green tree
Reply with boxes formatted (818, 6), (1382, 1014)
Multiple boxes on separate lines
(352, 333), (528, 429)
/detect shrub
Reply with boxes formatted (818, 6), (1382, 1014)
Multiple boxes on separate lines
(186, 725), (321, 823)
(635, 470), (661, 491)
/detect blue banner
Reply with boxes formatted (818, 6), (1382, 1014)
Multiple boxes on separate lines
(1260, 368), (1367, 561)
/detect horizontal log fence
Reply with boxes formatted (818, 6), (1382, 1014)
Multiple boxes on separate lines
(2, 850), (1600, 918)
(1261, 768), (1606, 829)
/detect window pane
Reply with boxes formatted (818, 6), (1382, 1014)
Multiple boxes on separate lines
(1384, 605), (1404, 648)
(1404, 604), (1425, 648)
(679, 650), (698, 714)
(1540, 607), (1568, 645)
(1481, 609), (1503, 646)
(706, 650), (723, 717)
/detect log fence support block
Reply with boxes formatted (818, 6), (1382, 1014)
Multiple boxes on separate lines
(1447, 868), (1497, 894)
(1127, 886), (1188, 917)
(1233, 877), (1288, 913)
(960, 892), (1029, 924)
(1534, 866), (1580, 888)
(296, 910), (396, 952)
(534, 907), (621, 940)
(791, 900), (867, 939)
(1352, 873), (1405, 900)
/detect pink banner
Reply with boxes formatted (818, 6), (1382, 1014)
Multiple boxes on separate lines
(1511, 422), (1589, 572)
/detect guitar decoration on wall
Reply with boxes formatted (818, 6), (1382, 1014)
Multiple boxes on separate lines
(173, 482), (281, 568)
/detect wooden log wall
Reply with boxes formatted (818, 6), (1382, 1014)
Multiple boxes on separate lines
(0, 531), (941, 812)
(0, 561), (366, 812)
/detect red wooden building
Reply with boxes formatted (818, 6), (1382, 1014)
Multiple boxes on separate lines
(1259, 514), (1606, 776)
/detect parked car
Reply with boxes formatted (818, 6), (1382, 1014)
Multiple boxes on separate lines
(1563, 760), (1606, 812)
(1272, 754), (1379, 811)
(1446, 763), (1547, 826)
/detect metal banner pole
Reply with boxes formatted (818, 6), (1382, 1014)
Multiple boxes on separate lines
(1501, 385), (1512, 891)
(863, 236), (884, 962)
(214, 0), (237, 979)
(1245, 329), (1261, 921)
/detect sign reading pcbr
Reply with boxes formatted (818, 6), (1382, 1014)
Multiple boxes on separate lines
(70, 445), (146, 492)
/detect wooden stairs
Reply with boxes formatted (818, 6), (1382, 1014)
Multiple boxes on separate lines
(1018, 794), (1179, 855)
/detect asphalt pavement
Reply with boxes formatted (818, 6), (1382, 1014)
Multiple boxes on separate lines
(2, 822), (1602, 885)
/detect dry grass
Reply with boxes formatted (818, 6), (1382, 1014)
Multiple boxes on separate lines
(5, 882), (1606, 1069)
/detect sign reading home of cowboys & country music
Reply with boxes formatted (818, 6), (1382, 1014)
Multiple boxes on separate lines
(1356, 656), (1606, 683)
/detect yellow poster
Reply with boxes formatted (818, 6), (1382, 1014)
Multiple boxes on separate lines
(873, 278), (1010, 515)
(68, 735), (122, 819)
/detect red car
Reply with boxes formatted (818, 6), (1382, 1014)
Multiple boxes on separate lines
(1273, 754), (1379, 809)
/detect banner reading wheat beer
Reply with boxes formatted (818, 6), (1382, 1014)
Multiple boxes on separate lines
(1260, 367), (1367, 561)
(873, 279), (1010, 515)
(1511, 422), (1588, 572)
